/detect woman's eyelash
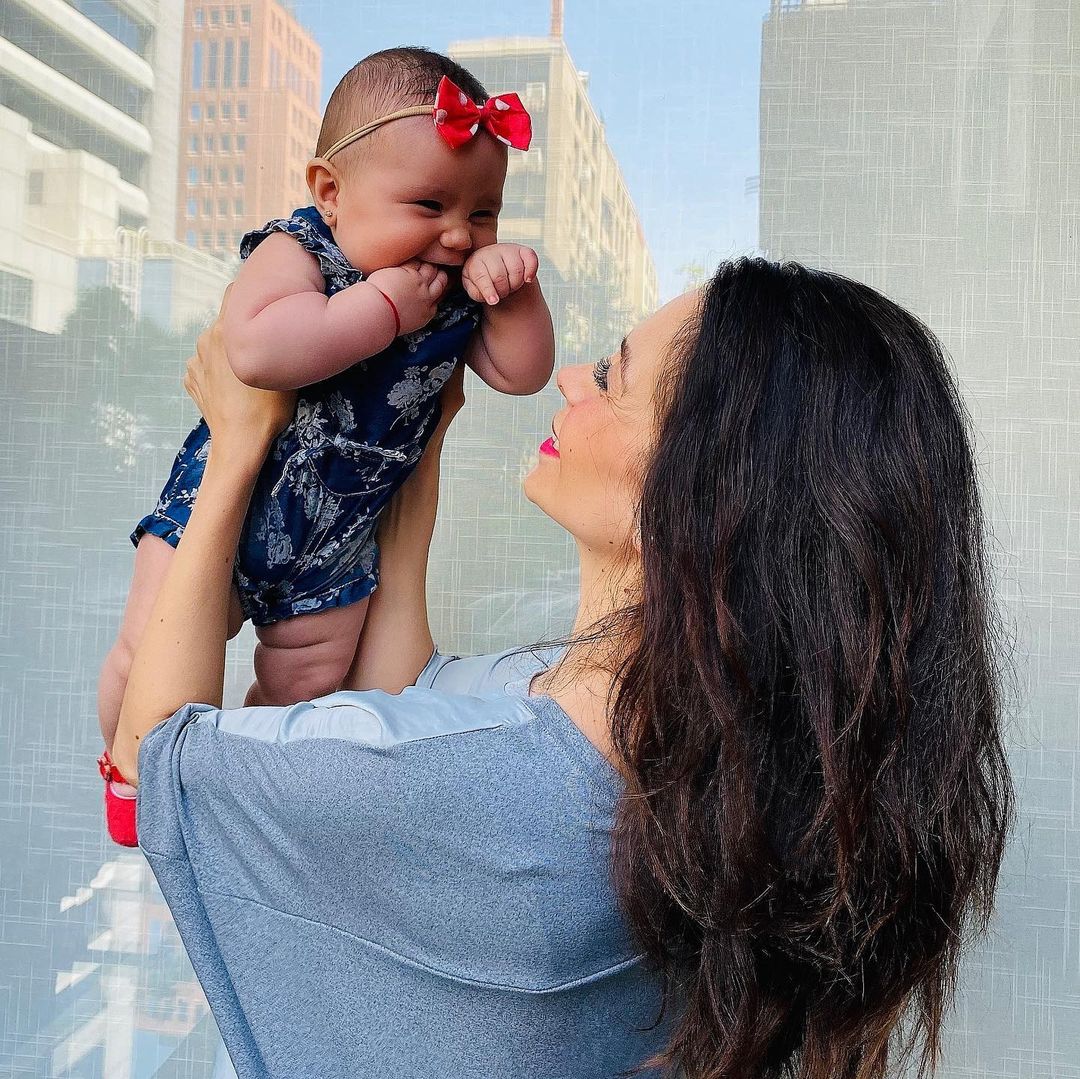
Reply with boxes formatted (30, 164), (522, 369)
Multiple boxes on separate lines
(593, 356), (612, 392)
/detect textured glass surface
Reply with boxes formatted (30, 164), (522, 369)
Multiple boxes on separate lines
(1, 0), (1076, 1075)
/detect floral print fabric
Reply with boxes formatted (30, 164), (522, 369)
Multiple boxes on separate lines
(131, 206), (480, 625)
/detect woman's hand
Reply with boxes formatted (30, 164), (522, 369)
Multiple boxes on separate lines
(184, 286), (297, 456)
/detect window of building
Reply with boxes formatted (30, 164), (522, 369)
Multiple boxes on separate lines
(188, 134), (198, 152)
(191, 40), (203, 89)
(237, 100), (248, 121)
(221, 133), (232, 152)
(237, 134), (247, 151)
(218, 197), (228, 214)
(220, 101), (231, 121)
(27, 170), (44, 205)
(194, 8), (204, 27)
(190, 102), (201, 121)
(206, 41), (218, 88)
(204, 134), (214, 152)
(270, 48), (280, 90)
(202, 231), (210, 246)
(219, 167), (229, 183)
(234, 165), (245, 184)
(238, 39), (250, 87)
(188, 166), (198, 183)
(203, 166), (213, 183)
(525, 83), (546, 110)
(206, 102), (216, 120)
(186, 229), (196, 245)
(241, 6), (251, 24)
(223, 40), (234, 88)
(203, 197), (212, 215)
(225, 6), (235, 25)
(186, 197), (197, 216)
(234, 197), (244, 215)
(0, 269), (33, 325)
(217, 231), (227, 249)
(210, 7), (220, 25)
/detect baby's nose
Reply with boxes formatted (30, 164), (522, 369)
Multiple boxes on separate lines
(440, 224), (472, 250)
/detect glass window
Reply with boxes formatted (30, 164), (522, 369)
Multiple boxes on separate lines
(225, 6), (235, 25)
(223, 40), (234, 88)
(218, 167), (229, 183)
(222, 100), (232, 121)
(206, 102), (216, 120)
(237, 134), (246, 151)
(234, 197), (244, 215)
(188, 134), (198, 152)
(204, 134), (214, 152)
(185, 227), (196, 245)
(201, 229), (210, 245)
(206, 41), (218, 88)
(237, 100), (248, 121)
(234, 165), (244, 184)
(202, 197), (212, 215)
(238, 39), (250, 87)
(187, 165), (198, 183)
(191, 40), (203, 89)
(186, 197), (197, 216)
(202, 165), (212, 183)
(221, 133), (232, 152)
(218, 198), (228, 215)
(194, 7), (204, 27)
(190, 101), (201, 121)
(209, 6), (220, 25)
(241, 5), (251, 23)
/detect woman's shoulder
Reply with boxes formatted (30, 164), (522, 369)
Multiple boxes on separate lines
(412, 643), (564, 697)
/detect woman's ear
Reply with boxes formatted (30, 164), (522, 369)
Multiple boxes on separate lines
(306, 159), (341, 224)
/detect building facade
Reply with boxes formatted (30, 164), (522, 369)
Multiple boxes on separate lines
(449, 35), (658, 331)
(176, 0), (321, 259)
(0, 0), (233, 332)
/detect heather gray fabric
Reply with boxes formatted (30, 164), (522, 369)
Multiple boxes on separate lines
(137, 646), (668, 1078)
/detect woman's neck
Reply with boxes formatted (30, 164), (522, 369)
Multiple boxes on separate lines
(531, 541), (639, 763)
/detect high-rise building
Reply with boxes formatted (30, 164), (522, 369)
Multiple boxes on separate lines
(449, 31), (658, 333)
(176, 0), (321, 260)
(0, 0), (231, 331)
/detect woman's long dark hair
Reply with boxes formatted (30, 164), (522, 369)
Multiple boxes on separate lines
(610, 259), (1013, 1079)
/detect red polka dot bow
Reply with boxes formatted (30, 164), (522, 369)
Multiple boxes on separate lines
(433, 76), (533, 151)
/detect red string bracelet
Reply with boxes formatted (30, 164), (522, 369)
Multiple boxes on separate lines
(371, 286), (401, 338)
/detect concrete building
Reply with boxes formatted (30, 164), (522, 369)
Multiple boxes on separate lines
(0, 0), (231, 332)
(450, 24), (658, 332)
(176, 0), (321, 259)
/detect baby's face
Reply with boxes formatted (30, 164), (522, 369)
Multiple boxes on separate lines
(316, 116), (509, 279)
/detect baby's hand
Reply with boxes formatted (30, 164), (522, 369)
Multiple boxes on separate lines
(366, 261), (448, 335)
(462, 244), (539, 307)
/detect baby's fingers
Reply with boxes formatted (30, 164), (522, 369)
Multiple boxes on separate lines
(521, 247), (539, 284)
(428, 269), (448, 299)
(469, 261), (501, 306)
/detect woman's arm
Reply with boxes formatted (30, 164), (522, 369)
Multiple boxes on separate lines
(111, 311), (295, 785)
(340, 365), (465, 694)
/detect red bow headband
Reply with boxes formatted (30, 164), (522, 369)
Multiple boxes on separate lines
(322, 75), (532, 160)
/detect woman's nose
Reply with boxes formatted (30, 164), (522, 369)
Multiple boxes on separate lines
(556, 364), (593, 403)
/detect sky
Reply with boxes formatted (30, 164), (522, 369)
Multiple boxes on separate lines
(290, 0), (772, 300)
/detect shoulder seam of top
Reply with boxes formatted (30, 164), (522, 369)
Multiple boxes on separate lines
(201, 888), (645, 995)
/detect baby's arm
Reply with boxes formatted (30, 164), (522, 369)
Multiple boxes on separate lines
(222, 236), (446, 391)
(462, 245), (555, 396)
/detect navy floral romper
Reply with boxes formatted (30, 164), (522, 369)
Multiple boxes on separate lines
(131, 206), (481, 626)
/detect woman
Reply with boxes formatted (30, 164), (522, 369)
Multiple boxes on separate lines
(112, 259), (1013, 1079)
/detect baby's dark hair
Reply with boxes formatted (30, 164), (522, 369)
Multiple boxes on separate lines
(316, 47), (488, 162)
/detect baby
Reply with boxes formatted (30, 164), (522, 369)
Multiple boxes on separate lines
(96, 47), (555, 844)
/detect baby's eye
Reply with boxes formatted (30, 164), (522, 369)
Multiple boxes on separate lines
(470, 209), (496, 219)
(592, 356), (612, 392)
(414, 200), (442, 212)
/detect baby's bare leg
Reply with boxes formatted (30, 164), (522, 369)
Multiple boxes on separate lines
(244, 599), (370, 707)
(99, 534), (245, 756)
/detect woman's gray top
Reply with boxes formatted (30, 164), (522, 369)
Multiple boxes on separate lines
(136, 645), (668, 1078)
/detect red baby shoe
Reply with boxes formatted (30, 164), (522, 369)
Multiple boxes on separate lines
(98, 750), (138, 847)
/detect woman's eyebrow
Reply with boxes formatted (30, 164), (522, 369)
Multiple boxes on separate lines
(619, 336), (632, 392)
